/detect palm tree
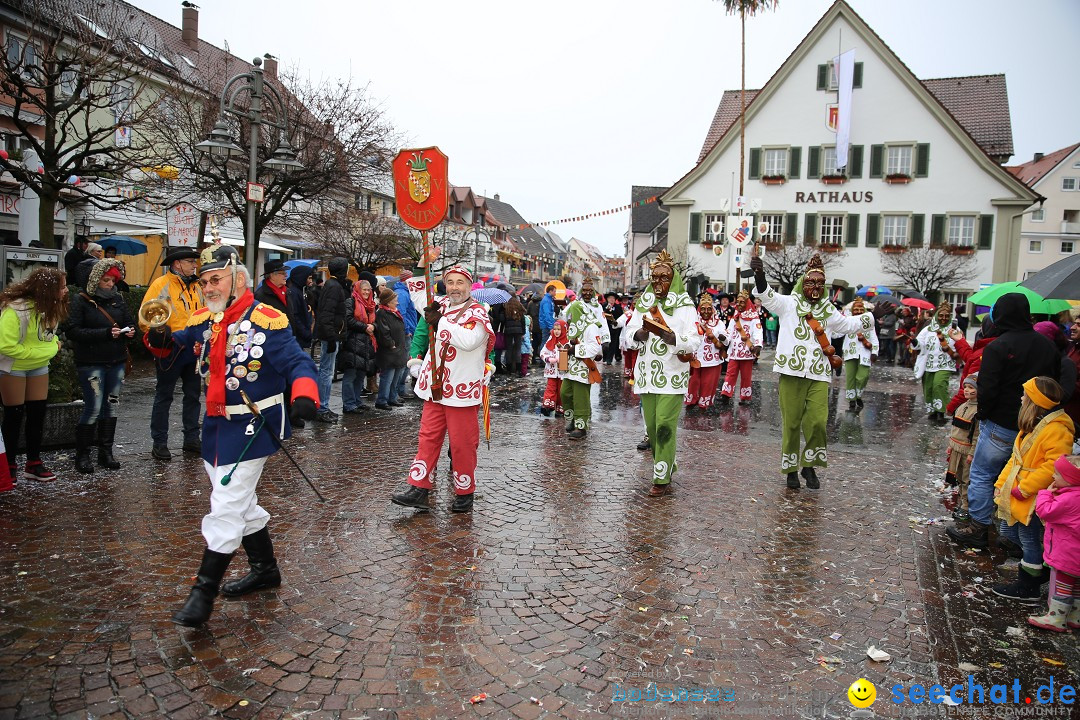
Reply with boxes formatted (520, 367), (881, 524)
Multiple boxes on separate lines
(720, 1), (779, 197)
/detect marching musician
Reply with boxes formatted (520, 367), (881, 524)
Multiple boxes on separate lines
(843, 298), (879, 411)
(624, 251), (702, 496)
(751, 252), (874, 490)
(390, 266), (495, 514)
(912, 301), (959, 423)
(145, 245), (319, 627)
(685, 293), (727, 410)
(719, 289), (763, 406)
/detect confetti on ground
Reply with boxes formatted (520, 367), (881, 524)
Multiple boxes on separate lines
(1043, 658), (1065, 666)
(683, 648), (694, 656)
(469, 693), (487, 704)
(1006, 627), (1025, 637)
(829, 632), (843, 641)
(988, 663), (1004, 669)
(638, 606), (649, 612)
(529, 697), (542, 706)
(958, 662), (981, 672)
(867, 646), (891, 662)
(238, 700), (249, 707)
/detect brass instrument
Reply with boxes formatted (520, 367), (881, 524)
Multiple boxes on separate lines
(139, 298), (172, 328)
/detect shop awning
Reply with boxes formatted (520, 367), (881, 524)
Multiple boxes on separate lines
(216, 237), (294, 255)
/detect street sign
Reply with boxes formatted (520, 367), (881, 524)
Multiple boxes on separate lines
(246, 182), (265, 203)
(167, 202), (199, 247)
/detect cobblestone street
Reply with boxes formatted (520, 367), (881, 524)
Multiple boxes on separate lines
(1, 359), (1078, 719)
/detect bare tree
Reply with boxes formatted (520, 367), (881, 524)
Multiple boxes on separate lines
(880, 247), (978, 301)
(0, 0), (160, 247)
(144, 60), (402, 258)
(762, 242), (846, 293)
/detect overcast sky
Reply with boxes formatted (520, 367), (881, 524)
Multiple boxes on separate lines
(132, 0), (1080, 256)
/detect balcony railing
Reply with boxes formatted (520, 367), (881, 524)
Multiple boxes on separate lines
(1062, 222), (1080, 235)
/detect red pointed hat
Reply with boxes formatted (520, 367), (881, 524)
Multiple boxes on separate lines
(443, 265), (473, 283)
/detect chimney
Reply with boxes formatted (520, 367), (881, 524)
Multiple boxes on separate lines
(493, 193), (500, 201)
(263, 53), (277, 79)
(181, 2), (199, 49)
(1034, 152), (1044, 163)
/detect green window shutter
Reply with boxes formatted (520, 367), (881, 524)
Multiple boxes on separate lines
(915, 143), (930, 178)
(788, 146), (801, 179)
(869, 144), (884, 178)
(853, 62), (863, 88)
(785, 213), (798, 245)
(807, 147), (821, 179)
(846, 214), (860, 247)
(865, 214), (879, 248)
(689, 212), (701, 244)
(849, 145), (864, 178)
(930, 214), (946, 246)
(817, 64), (828, 90)
(978, 214), (994, 249)
(911, 214), (925, 247)
(804, 213), (817, 244)
(748, 147), (761, 179)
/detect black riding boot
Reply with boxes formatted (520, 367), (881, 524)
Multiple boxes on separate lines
(96, 417), (121, 469)
(1, 403), (24, 469)
(171, 548), (233, 627)
(222, 527), (281, 597)
(391, 484), (430, 510)
(75, 423), (96, 474)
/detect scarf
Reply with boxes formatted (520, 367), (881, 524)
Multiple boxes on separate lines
(266, 280), (287, 308)
(544, 319), (569, 352)
(206, 290), (255, 417)
(380, 305), (403, 322)
(353, 281), (376, 323)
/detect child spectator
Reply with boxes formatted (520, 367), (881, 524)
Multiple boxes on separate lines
(539, 319), (568, 416)
(1027, 454), (1080, 631)
(946, 374), (980, 522)
(991, 376), (1074, 603)
(520, 315), (533, 377)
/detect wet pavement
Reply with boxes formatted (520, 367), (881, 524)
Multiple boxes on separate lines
(1, 354), (1078, 719)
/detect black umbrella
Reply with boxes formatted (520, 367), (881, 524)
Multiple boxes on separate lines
(1019, 254), (1080, 300)
(519, 282), (546, 297)
(485, 280), (516, 294)
(871, 293), (901, 308)
(897, 289), (930, 304)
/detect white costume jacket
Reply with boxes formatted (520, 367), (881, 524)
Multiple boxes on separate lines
(624, 290), (702, 395)
(414, 298), (494, 407)
(563, 299), (604, 384)
(694, 314), (726, 367)
(759, 286), (874, 383)
(843, 323), (880, 367)
(913, 320), (958, 373)
(723, 309), (763, 361)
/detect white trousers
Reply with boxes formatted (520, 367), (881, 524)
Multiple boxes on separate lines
(202, 457), (270, 554)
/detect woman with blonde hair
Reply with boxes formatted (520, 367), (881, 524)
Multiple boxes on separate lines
(0, 267), (68, 481)
(992, 376), (1074, 603)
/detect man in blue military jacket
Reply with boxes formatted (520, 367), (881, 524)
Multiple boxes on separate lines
(147, 245), (319, 627)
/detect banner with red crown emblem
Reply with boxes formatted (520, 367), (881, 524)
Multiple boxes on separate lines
(392, 147), (449, 231)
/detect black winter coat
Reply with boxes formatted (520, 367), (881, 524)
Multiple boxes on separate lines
(337, 297), (375, 373)
(977, 293), (1062, 430)
(374, 306), (409, 370)
(253, 282), (287, 313)
(64, 290), (136, 366)
(314, 277), (348, 342)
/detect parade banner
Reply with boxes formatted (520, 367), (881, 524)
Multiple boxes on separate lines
(392, 147), (449, 232)
(833, 50), (855, 169)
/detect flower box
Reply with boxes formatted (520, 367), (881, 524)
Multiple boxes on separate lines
(817, 243), (843, 253)
(885, 174), (912, 184)
(880, 245), (908, 254)
(761, 175), (787, 185)
(821, 175), (847, 185)
(764, 242), (784, 252)
(944, 245), (976, 255)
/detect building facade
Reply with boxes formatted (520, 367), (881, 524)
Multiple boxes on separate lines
(1009, 144), (1080, 281)
(661, 1), (1037, 300)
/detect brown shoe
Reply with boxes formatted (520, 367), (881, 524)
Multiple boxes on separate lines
(647, 484), (670, 497)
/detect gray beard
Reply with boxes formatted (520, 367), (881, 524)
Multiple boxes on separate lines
(206, 297), (229, 313)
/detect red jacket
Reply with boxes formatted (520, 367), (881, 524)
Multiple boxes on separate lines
(946, 336), (994, 415)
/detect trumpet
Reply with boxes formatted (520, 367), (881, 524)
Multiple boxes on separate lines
(139, 298), (172, 329)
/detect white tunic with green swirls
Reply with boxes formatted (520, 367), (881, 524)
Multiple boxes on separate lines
(913, 321), (957, 373)
(759, 285), (873, 383)
(623, 287), (702, 395)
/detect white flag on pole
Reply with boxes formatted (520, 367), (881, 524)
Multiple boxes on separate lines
(833, 50), (855, 170)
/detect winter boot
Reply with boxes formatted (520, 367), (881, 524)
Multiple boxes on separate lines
(1028, 598), (1073, 632)
(1068, 604), (1080, 630)
(801, 467), (820, 489)
(848, 400), (856, 411)
(637, 435), (651, 451)
(992, 565), (1044, 604)
(74, 423), (96, 474)
(391, 484), (430, 510)
(786, 472), (800, 489)
(96, 417), (121, 469)
(946, 519), (989, 549)
(171, 548), (234, 627)
(568, 428), (587, 441)
(222, 527), (281, 597)
(856, 398), (864, 409)
(450, 493), (474, 513)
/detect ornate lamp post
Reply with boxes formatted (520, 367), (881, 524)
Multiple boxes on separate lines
(195, 56), (303, 275)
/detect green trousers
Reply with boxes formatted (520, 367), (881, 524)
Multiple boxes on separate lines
(844, 359), (870, 400)
(561, 379), (592, 430)
(922, 370), (951, 413)
(778, 374), (828, 476)
(641, 393), (682, 485)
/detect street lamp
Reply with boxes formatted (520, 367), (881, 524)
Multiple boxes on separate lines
(195, 56), (303, 275)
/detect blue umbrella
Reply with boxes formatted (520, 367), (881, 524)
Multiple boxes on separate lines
(284, 259), (319, 270)
(99, 235), (147, 255)
(855, 284), (890, 297)
(472, 287), (512, 305)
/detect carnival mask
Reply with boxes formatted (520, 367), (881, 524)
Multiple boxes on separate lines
(581, 281), (595, 303)
(700, 304), (714, 320)
(651, 266), (673, 300)
(802, 273), (825, 302)
(937, 307), (952, 325)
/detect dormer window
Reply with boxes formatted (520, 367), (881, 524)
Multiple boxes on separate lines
(132, 40), (174, 69)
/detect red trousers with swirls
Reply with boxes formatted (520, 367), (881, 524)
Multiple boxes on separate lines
(542, 378), (563, 412)
(721, 359), (754, 399)
(685, 365), (723, 407)
(407, 401), (480, 495)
